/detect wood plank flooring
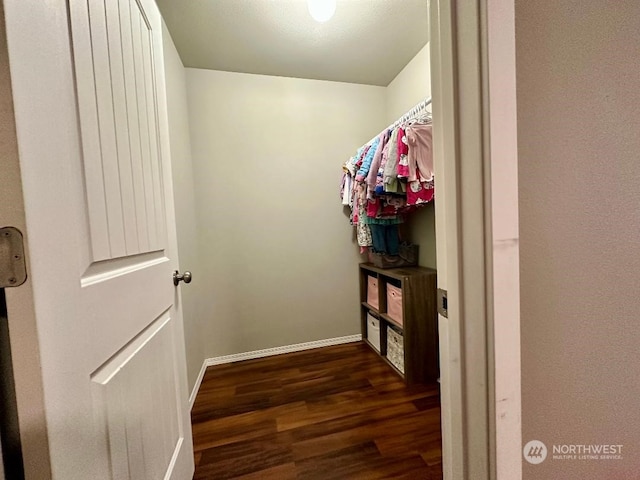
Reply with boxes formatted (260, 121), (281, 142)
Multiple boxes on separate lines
(191, 342), (442, 479)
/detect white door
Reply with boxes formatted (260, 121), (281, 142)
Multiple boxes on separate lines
(3, 0), (194, 478)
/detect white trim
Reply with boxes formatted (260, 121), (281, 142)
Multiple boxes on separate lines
(189, 357), (209, 410)
(487, 1), (522, 478)
(207, 335), (362, 366)
(189, 334), (362, 410)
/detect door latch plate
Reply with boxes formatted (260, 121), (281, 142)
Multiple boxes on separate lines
(0, 227), (27, 288)
(437, 288), (448, 318)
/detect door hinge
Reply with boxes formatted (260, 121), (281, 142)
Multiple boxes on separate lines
(0, 227), (27, 288)
(437, 288), (448, 318)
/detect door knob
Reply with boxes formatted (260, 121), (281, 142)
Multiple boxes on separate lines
(173, 270), (192, 286)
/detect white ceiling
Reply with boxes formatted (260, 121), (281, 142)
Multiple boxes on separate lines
(157, 0), (429, 87)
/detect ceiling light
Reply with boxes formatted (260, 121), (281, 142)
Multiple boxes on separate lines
(307, 0), (336, 23)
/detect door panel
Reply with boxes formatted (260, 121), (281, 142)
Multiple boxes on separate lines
(103, 0), (138, 254)
(131, 5), (161, 253)
(91, 313), (182, 480)
(72, 0), (166, 261)
(81, 254), (172, 370)
(119, 0), (150, 253)
(84, 0), (128, 258)
(138, 10), (167, 252)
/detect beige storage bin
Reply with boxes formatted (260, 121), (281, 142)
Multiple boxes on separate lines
(366, 313), (381, 352)
(386, 326), (405, 374)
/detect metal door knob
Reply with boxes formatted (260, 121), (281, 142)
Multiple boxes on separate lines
(173, 270), (192, 286)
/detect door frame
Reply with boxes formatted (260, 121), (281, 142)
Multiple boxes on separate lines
(0, 1), (51, 477)
(431, 1), (521, 479)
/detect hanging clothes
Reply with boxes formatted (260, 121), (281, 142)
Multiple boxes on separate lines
(366, 130), (390, 200)
(374, 131), (395, 196)
(382, 128), (400, 193)
(406, 124), (434, 182)
(407, 175), (434, 206)
(340, 172), (352, 206)
(354, 184), (373, 250)
(396, 127), (410, 181)
(355, 135), (381, 182)
(369, 224), (400, 255)
(340, 98), (434, 255)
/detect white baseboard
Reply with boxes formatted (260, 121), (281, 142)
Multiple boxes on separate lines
(189, 358), (209, 410)
(188, 334), (362, 410)
(206, 334), (363, 366)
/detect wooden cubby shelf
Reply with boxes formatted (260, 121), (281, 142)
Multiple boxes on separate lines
(359, 263), (439, 385)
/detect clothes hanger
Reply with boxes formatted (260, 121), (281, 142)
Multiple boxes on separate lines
(416, 104), (433, 124)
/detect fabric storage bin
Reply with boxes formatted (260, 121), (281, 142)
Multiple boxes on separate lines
(386, 283), (403, 325)
(386, 326), (405, 374)
(367, 276), (379, 309)
(366, 313), (381, 352)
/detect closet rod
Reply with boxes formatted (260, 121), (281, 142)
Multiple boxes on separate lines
(361, 97), (432, 148)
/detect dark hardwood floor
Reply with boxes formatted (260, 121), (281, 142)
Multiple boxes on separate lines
(191, 342), (442, 479)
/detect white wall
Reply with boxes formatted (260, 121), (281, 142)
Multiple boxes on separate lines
(385, 43), (436, 269)
(186, 68), (386, 357)
(386, 43), (431, 123)
(517, 1), (640, 478)
(162, 24), (205, 392)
